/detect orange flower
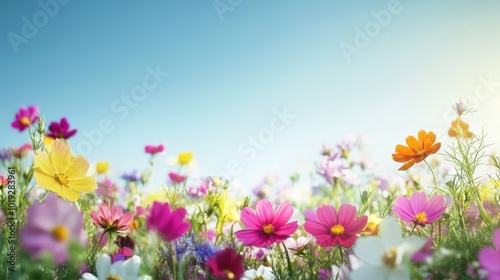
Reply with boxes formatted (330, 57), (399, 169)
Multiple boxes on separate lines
(392, 130), (441, 171)
(448, 118), (473, 138)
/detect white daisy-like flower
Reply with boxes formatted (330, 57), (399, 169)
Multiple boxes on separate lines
(242, 265), (275, 280)
(350, 217), (426, 280)
(81, 254), (150, 280)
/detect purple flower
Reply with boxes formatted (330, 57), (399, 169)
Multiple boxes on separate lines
(479, 228), (500, 279)
(392, 192), (446, 226)
(146, 201), (191, 242)
(20, 193), (86, 265)
(411, 238), (434, 263)
(96, 179), (117, 197)
(121, 170), (141, 183)
(316, 152), (350, 184)
(46, 117), (77, 139)
(11, 105), (38, 132)
(0, 149), (11, 161)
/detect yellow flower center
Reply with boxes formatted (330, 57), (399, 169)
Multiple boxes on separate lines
(106, 275), (120, 280)
(255, 276), (264, 280)
(381, 247), (398, 267)
(223, 270), (235, 279)
(51, 225), (69, 242)
(414, 212), (427, 224)
(330, 224), (344, 235)
(20, 117), (31, 126)
(263, 224), (275, 234)
(55, 173), (69, 186)
(416, 149), (424, 156)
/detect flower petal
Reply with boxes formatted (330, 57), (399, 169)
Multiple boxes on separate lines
(68, 176), (97, 193)
(256, 200), (274, 225)
(273, 202), (294, 228)
(316, 205), (337, 227)
(240, 207), (261, 229)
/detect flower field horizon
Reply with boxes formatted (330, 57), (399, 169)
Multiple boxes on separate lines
(1, 101), (500, 279)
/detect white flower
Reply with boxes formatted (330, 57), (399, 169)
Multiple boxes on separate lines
(350, 217), (426, 280)
(242, 265), (275, 280)
(81, 254), (150, 280)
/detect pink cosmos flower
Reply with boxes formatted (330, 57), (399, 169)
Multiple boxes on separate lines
(235, 199), (298, 247)
(8, 143), (32, 158)
(12, 105), (38, 132)
(96, 179), (118, 198)
(46, 117), (77, 139)
(146, 201), (191, 242)
(145, 143), (165, 155)
(0, 175), (9, 188)
(90, 203), (134, 234)
(20, 193), (86, 265)
(304, 204), (367, 248)
(479, 229), (500, 280)
(168, 172), (187, 184)
(392, 192), (446, 226)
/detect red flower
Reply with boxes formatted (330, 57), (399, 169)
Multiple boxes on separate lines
(207, 248), (244, 280)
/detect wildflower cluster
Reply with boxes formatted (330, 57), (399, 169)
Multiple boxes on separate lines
(0, 100), (499, 280)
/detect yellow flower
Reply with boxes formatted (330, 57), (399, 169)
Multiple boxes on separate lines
(43, 136), (55, 152)
(178, 151), (193, 165)
(95, 161), (109, 174)
(362, 214), (381, 236)
(33, 139), (97, 202)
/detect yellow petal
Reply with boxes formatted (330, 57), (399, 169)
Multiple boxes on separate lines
(57, 186), (81, 202)
(66, 156), (90, 178)
(34, 169), (59, 193)
(50, 139), (73, 173)
(34, 151), (55, 176)
(68, 176), (96, 193)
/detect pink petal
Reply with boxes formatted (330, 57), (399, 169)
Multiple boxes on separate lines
(479, 248), (500, 272)
(273, 203), (294, 228)
(410, 192), (428, 214)
(494, 229), (500, 249)
(275, 221), (298, 237)
(338, 204), (356, 227)
(316, 205), (337, 227)
(240, 207), (262, 229)
(393, 196), (415, 222)
(235, 229), (270, 247)
(256, 199), (274, 225)
(304, 220), (329, 237)
(338, 234), (358, 247)
(344, 215), (367, 235)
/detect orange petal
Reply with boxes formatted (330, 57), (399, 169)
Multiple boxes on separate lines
(399, 158), (416, 171)
(405, 136), (420, 151)
(392, 154), (414, 162)
(423, 131), (436, 151)
(395, 145), (415, 156)
(417, 130), (427, 146)
(427, 143), (441, 155)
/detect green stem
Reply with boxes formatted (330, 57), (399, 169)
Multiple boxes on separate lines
(282, 242), (294, 278)
(171, 241), (178, 280)
(424, 160), (438, 192)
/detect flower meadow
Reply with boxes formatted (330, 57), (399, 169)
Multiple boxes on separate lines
(1, 101), (500, 280)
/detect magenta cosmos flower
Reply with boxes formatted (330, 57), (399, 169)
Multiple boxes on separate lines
(145, 143), (165, 155)
(207, 248), (244, 280)
(11, 105), (38, 132)
(46, 117), (77, 139)
(90, 203), (134, 234)
(479, 229), (500, 279)
(304, 204), (367, 248)
(168, 172), (187, 184)
(392, 192), (446, 226)
(235, 199), (298, 247)
(20, 193), (86, 265)
(146, 201), (191, 242)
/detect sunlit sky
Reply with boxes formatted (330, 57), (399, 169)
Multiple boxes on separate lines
(1, 1), (500, 194)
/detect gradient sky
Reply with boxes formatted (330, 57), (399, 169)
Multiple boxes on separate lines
(1, 0), (500, 194)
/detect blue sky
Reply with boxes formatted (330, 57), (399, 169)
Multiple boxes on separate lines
(1, 0), (500, 193)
